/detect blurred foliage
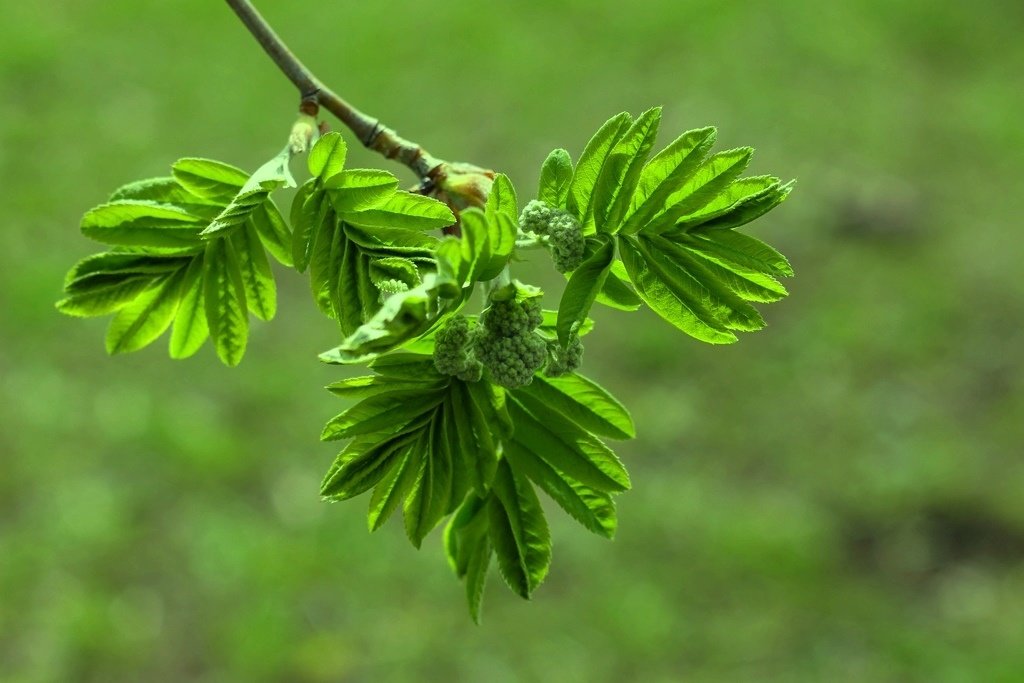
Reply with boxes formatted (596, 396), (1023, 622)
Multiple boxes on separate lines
(2, 0), (1023, 681)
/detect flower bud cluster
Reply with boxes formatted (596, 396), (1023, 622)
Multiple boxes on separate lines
(432, 316), (484, 383)
(473, 297), (546, 389)
(518, 200), (586, 273)
(544, 335), (584, 377)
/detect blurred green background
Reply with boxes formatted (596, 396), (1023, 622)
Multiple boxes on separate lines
(2, 1), (1023, 681)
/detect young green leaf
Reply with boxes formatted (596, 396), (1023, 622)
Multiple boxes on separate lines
(367, 446), (419, 532)
(568, 112), (632, 231)
(321, 434), (412, 501)
(403, 416), (454, 547)
(321, 389), (445, 441)
(105, 270), (185, 355)
(203, 238), (249, 366)
(249, 203), (293, 268)
(324, 168), (400, 213)
(171, 157), (248, 200)
(81, 201), (205, 249)
(450, 381), (498, 494)
(592, 106), (662, 233)
(342, 191), (455, 232)
(508, 396), (631, 493)
(231, 223), (276, 321)
(307, 132), (348, 180)
(168, 256), (209, 359)
(201, 148), (296, 238)
(445, 496), (493, 622)
(594, 261), (642, 311)
(620, 126), (717, 235)
(537, 148), (573, 209)
(488, 460), (551, 598)
(477, 174), (518, 279)
(642, 148), (754, 235)
(516, 372), (635, 440)
(503, 441), (616, 539)
(619, 235), (736, 344)
(557, 234), (615, 346)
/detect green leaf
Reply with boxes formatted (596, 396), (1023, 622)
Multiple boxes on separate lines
(308, 217), (342, 318)
(104, 270), (185, 355)
(203, 237), (249, 366)
(466, 379), (513, 440)
(644, 148), (754, 235)
(168, 255), (209, 359)
(307, 132), (347, 180)
(450, 381), (498, 494)
(368, 353), (441, 380)
(478, 174), (518, 279)
(321, 389), (444, 441)
(592, 107), (662, 233)
(324, 168), (400, 212)
(619, 235), (736, 344)
(339, 224), (437, 259)
(108, 177), (223, 216)
(673, 234), (789, 303)
(369, 256), (421, 289)
(537, 148), (573, 209)
(231, 223), (276, 321)
(404, 415), (453, 547)
(684, 229), (794, 279)
(673, 175), (780, 230)
(504, 441), (616, 539)
(290, 181), (322, 272)
(319, 272), (460, 364)
(249, 202), (293, 268)
(342, 191), (454, 231)
(63, 253), (188, 289)
(568, 112), (632, 231)
(508, 396), (631, 493)
(621, 126), (717, 234)
(646, 234), (766, 331)
(171, 157), (248, 200)
(444, 496), (492, 622)
(557, 234), (615, 346)
(81, 200), (204, 249)
(58, 253), (188, 317)
(326, 375), (442, 401)
(516, 372), (635, 440)
(202, 148), (296, 238)
(594, 260), (642, 311)
(367, 445), (419, 532)
(57, 276), (155, 318)
(321, 434), (411, 501)
(488, 460), (551, 598)
(458, 209), (489, 283)
(691, 180), (796, 232)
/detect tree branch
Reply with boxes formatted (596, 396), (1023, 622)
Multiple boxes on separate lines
(224, 0), (443, 181)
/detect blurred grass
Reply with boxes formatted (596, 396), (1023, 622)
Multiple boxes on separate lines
(2, 1), (1023, 681)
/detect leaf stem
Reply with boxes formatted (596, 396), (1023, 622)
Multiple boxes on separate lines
(224, 0), (444, 181)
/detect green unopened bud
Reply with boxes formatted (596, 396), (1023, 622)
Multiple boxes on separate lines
(438, 162), (495, 210)
(289, 113), (320, 154)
